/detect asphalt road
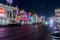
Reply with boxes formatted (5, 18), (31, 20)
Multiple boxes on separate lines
(0, 24), (53, 40)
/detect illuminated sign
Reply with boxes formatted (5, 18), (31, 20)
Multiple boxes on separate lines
(0, 8), (5, 17)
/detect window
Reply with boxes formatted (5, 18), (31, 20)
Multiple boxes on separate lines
(13, 10), (16, 18)
(7, 10), (12, 18)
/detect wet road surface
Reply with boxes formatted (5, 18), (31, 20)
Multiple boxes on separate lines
(0, 24), (53, 40)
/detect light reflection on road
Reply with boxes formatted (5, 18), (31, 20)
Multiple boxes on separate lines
(0, 24), (53, 40)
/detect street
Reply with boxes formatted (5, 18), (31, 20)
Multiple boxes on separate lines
(0, 0), (60, 40)
(0, 24), (53, 40)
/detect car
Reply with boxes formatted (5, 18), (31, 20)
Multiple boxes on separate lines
(52, 31), (60, 40)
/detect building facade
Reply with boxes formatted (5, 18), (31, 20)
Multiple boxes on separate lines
(17, 10), (31, 25)
(0, 3), (18, 25)
(31, 14), (38, 23)
(55, 9), (60, 31)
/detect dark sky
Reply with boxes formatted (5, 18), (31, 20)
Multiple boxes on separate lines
(1, 0), (60, 17)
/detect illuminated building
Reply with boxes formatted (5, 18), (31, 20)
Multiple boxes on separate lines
(55, 9), (60, 31)
(0, 3), (18, 25)
(37, 17), (43, 23)
(31, 14), (38, 23)
(16, 10), (31, 25)
(40, 16), (45, 23)
(55, 9), (60, 17)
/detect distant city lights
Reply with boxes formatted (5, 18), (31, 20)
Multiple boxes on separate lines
(41, 16), (45, 18)
(50, 18), (54, 27)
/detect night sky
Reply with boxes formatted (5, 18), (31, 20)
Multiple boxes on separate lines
(0, 0), (60, 17)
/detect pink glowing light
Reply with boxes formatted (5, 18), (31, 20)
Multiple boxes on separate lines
(6, 0), (13, 4)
